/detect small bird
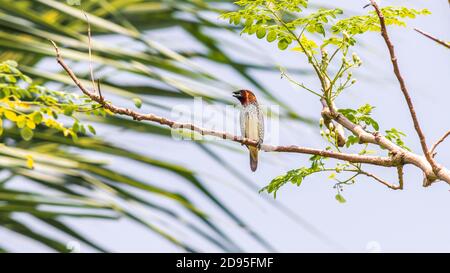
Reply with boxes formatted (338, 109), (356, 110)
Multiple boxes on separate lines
(233, 90), (264, 172)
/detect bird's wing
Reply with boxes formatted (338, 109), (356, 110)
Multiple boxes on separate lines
(258, 106), (264, 143)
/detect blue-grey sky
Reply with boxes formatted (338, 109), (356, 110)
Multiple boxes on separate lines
(1, 0), (449, 252)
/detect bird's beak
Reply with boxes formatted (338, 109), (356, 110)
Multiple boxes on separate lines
(232, 91), (241, 99)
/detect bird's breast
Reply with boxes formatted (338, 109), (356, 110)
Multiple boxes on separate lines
(240, 104), (261, 141)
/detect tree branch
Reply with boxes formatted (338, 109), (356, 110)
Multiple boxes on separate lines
(369, 0), (447, 183)
(397, 165), (404, 190)
(359, 169), (402, 190)
(321, 98), (346, 147)
(414, 28), (450, 49)
(431, 130), (450, 156)
(50, 38), (450, 186)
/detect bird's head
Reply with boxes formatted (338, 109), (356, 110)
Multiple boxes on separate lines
(233, 89), (257, 106)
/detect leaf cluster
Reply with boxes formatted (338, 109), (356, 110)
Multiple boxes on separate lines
(221, 1), (342, 52)
(338, 104), (379, 132)
(331, 7), (431, 35)
(260, 155), (325, 198)
(385, 128), (410, 151)
(0, 60), (101, 141)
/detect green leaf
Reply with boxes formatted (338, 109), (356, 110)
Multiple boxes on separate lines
(256, 28), (266, 39)
(278, 39), (289, 50)
(20, 127), (33, 141)
(266, 31), (277, 42)
(385, 128), (410, 151)
(5, 110), (17, 122)
(132, 98), (142, 109)
(260, 163), (323, 198)
(72, 122), (80, 133)
(339, 104), (379, 131)
(335, 194), (346, 203)
(32, 112), (43, 124)
(357, 104), (374, 115)
(16, 116), (26, 128)
(346, 135), (359, 148)
(63, 106), (75, 116)
(26, 119), (36, 129)
(88, 125), (96, 135)
(332, 7), (431, 36)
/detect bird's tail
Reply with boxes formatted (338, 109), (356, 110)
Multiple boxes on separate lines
(249, 147), (258, 172)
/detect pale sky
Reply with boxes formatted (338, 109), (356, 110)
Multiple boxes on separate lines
(1, 0), (449, 252)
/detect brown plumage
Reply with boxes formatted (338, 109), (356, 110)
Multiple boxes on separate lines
(233, 90), (264, 172)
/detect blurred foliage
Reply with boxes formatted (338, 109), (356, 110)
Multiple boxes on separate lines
(0, 0), (315, 252)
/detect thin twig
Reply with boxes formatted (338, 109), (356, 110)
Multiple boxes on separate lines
(97, 78), (103, 102)
(431, 130), (450, 156)
(280, 68), (322, 97)
(414, 28), (450, 49)
(397, 165), (404, 190)
(359, 169), (402, 190)
(76, 105), (104, 113)
(83, 11), (97, 94)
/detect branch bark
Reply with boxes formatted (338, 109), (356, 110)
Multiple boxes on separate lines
(359, 170), (401, 190)
(414, 28), (450, 49)
(431, 130), (450, 155)
(397, 165), (404, 190)
(369, 0), (450, 185)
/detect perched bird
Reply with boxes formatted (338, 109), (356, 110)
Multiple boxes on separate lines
(233, 90), (264, 172)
